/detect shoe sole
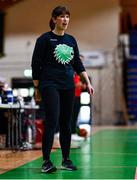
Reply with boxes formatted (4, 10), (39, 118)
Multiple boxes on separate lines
(41, 167), (57, 174)
(61, 166), (77, 171)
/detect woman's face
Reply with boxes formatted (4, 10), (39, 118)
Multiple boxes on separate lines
(53, 14), (70, 31)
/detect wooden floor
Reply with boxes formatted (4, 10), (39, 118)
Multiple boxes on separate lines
(1, 125), (137, 179)
(0, 150), (42, 174)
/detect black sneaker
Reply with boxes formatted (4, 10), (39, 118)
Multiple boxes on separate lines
(61, 159), (77, 171)
(41, 160), (57, 173)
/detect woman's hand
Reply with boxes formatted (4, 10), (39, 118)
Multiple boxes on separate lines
(86, 83), (95, 95)
(34, 88), (41, 102)
(79, 71), (95, 95)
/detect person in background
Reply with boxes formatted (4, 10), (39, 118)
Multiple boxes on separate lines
(0, 81), (4, 97)
(71, 72), (87, 141)
(31, 6), (94, 174)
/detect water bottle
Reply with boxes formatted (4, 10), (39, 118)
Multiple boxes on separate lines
(31, 97), (36, 107)
(28, 126), (32, 143)
(6, 88), (14, 105)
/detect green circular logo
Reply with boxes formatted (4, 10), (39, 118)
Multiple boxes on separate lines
(54, 44), (74, 64)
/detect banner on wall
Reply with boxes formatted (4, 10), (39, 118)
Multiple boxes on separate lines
(80, 51), (106, 68)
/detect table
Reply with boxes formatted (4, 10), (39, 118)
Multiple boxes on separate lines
(0, 103), (39, 149)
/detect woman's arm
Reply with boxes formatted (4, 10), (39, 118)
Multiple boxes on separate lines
(71, 36), (94, 95)
(31, 38), (43, 80)
(33, 80), (41, 102)
(79, 71), (94, 95)
(33, 80), (39, 88)
(31, 38), (44, 102)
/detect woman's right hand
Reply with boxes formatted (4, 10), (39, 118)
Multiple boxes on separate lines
(34, 88), (41, 102)
(86, 83), (95, 95)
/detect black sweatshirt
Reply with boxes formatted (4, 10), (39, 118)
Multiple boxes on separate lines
(31, 31), (85, 89)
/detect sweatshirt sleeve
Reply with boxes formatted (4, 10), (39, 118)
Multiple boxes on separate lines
(72, 37), (85, 74)
(31, 37), (44, 80)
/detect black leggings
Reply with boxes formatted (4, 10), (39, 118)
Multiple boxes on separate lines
(40, 86), (75, 161)
(71, 96), (81, 133)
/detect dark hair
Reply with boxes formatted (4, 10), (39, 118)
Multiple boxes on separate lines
(49, 6), (70, 30)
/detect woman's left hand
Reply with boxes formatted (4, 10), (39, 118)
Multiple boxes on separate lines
(34, 88), (41, 102)
(87, 84), (95, 95)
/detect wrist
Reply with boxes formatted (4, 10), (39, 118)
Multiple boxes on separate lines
(87, 83), (91, 86)
(34, 85), (39, 89)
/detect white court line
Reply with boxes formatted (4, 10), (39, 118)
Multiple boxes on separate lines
(72, 151), (137, 156)
(134, 167), (137, 180)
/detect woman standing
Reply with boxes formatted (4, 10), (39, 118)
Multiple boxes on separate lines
(31, 6), (94, 174)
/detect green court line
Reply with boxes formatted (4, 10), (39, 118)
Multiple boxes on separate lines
(0, 129), (137, 179)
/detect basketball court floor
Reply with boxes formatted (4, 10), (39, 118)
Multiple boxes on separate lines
(0, 126), (137, 179)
